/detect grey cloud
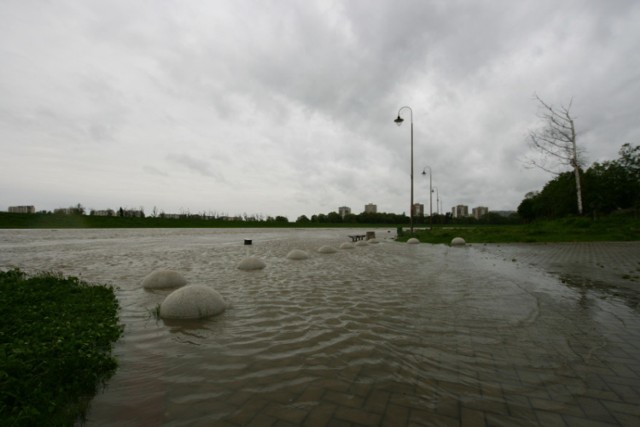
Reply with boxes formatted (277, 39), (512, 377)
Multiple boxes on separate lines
(1, 0), (639, 218)
(166, 153), (224, 181)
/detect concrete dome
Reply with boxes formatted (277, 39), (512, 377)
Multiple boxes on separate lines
(160, 285), (226, 320)
(286, 249), (309, 260)
(317, 245), (337, 254)
(142, 269), (187, 289)
(367, 238), (379, 244)
(451, 237), (466, 246)
(237, 256), (266, 271)
(407, 238), (420, 244)
(355, 240), (369, 247)
(340, 242), (355, 250)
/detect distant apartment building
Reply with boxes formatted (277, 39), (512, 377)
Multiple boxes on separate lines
(91, 209), (116, 216)
(338, 206), (351, 219)
(472, 206), (489, 219)
(8, 205), (35, 213)
(452, 205), (469, 218)
(54, 207), (77, 215)
(364, 203), (377, 214)
(161, 213), (182, 219)
(412, 203), (424, 217)
(118, 209), (144, 218)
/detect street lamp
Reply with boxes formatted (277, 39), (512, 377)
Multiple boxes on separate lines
(421, 166), (432, 229)
(394, 106), (413, 233)
(433, 186), (440, 215)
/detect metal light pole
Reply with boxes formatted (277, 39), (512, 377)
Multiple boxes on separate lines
(433, 186), (440, 215)
(394, 106), (413, 233)
(422, 166), (432, 229)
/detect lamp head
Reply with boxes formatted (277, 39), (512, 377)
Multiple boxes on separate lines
(394, 115), (404, 126)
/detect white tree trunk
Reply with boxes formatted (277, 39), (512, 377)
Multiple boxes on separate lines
(569, 116), (583, 215)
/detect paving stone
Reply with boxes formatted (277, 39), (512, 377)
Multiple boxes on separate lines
(303, 403), (336, 427)
(602, 399), (640, 417)
(435, 396), (460, 418)
(246, 413), (277, 427)
(264, 403), (309, 424)
(535, 410), (566, 426)
(562, 415), (619, 427)
(323, 390), (365, 408)
(460, 407), (485, 427)
(334, 406), (382, 426)
(612, 411), (640, 427)
(576, 396), (616, 423)
(410, 408), (460, 427)
(463, 398), (508, 417)
(364, 389), (390, 414)
(226, 398), (270, 425)
(382, 403), (409, 426)
(348, 381), (372, 398)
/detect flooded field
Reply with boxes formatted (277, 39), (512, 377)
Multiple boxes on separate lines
(1, 229), (639, 426)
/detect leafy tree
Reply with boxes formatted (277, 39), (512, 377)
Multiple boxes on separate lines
(326, 211), (342, 223)
(296, 215), (310, 224)
(519, 143), (639, 220)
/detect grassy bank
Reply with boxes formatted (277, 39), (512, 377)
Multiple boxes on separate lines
(397, 215), (640, 244)
(0, 269), (123, 425)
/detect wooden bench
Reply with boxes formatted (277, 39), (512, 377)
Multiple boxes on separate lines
(348, 234), (366, 242)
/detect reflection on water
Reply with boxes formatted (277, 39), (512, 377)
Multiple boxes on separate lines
(1, 229), (639, 426)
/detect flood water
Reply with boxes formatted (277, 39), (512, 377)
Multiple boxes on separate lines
(1, 228), (639, 426)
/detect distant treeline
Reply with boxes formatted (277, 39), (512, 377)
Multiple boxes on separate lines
(0, 210), (521, 229)
(294, 211), (520, 225)
(0, 212), (290, 229)
(518, 143), (640, 221)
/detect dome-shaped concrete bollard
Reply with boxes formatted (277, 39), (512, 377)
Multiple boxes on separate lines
(340, 242), (355, 250)
(367, 238), (379, 244)
(160, 285), (226, 320)
(317, 245), (337, 254)
(407, 238), (420, 244)
(142, 269), (187, 289)
(451, 237), (466, 246)
(237, 256), (266, 271)
(286, 249), (309, 260)
(355, 240), (369, 247)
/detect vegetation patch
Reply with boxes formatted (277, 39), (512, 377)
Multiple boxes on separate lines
(397, 213), (640, 244)
(0, 269), (123, 425)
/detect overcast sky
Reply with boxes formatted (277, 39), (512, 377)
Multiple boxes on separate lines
(1, 1), (639, 219)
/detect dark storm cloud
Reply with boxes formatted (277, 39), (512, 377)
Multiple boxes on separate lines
(1, 0), (638, 218)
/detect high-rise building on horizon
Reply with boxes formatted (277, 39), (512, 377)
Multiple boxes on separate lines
(452, 205), (469, 218)
(8, 205), (35, 213)
(338, 206), (351, 218)
(364, 203), (377, 214)
(472, 206), (489, 219)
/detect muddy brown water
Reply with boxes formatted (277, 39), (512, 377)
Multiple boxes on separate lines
(1, 229), (639, 426)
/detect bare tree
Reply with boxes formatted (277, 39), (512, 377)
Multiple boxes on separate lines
(526, 94), (584, 215)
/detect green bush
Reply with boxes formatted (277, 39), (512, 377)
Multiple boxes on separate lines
(0, 269), (123, 425)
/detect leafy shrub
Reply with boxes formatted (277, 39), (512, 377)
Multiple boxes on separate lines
(0, 269), (123, 425)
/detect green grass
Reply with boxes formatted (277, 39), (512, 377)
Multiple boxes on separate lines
(0, 269), (123, 426)
(397, 215), (640, 244)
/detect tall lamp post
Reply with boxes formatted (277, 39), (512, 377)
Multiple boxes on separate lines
(394, 106), (413, 233)
(422, 166), (432, 229)
(433, 186), (440, 215)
